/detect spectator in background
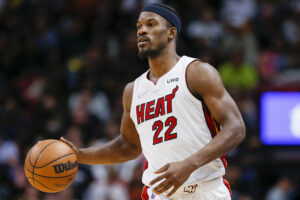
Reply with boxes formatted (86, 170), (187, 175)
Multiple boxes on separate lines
(258, 35), (289, 91)
(68, 81), (111, 142)
(265, 176), (296, 200)
(219, 50), (258, 93)
(0, 138), (20, 169)
(32, 93), (65, 139)
(221, 23), (258, 66)
(281, 14), (300, 45)
(84, 166), (129, 200)
(186, 6), (223, 48)
(221, 0), (256, 29)
(220, 0), (258, 65)
(0, 136), (28, 200)
(68, 85), (111, 124)
(219, 49), (258, 135)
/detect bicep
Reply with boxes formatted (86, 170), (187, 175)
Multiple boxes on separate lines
(203, 88), (242, 127)
(200, 72), (246, 145)
(188, 62), (243, 127)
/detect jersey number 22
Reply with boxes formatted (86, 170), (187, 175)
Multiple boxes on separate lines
(152, 116), (177, 145)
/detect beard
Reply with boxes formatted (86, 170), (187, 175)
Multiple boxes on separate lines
(137, 42), (165, 59)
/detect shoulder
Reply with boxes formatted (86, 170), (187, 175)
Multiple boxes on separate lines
(123, 81), (135, 112)
(187, 60), (224, 97)
(187, 60), (220, 80)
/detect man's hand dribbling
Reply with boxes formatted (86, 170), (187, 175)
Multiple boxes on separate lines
(60, 137), (82, 162)
(149, 161), (195, 197)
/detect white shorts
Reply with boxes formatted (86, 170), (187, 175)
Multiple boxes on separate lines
(142, 177), (232, 200)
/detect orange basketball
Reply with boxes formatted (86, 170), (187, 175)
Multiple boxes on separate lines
(24, 139), (78, 193)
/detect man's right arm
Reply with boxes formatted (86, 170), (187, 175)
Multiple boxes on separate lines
(61, 82), (142, 165)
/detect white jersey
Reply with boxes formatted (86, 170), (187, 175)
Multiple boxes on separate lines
(130, 56), (226, 187)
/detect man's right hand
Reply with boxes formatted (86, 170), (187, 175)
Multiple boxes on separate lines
(60, 137), (82, 162)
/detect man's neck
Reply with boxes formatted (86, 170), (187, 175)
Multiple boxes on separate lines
(148, 50), (180, 83)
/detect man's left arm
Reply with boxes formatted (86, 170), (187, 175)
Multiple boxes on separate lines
(150, 61), (246, 196)
(184, 61), (246, 169)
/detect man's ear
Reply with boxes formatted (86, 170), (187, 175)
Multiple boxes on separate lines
(168, 27), (177, 40)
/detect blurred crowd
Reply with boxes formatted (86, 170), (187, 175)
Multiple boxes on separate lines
(0, 0), (300, 199)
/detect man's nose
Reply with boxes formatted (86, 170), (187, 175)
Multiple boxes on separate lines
(137, 25), (148, 36)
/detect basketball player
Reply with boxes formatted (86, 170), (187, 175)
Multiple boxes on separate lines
(61, 3), (246, 199)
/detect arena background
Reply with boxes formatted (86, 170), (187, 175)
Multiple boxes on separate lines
(0, 0), (300, 199)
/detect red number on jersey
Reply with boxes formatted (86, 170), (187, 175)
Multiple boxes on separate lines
(152, 116), (177, 145)
(152, 120), (164, 145)
(164, 116), (177, 141)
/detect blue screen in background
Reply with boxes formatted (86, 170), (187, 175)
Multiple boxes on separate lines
(260, 92), (300, 145)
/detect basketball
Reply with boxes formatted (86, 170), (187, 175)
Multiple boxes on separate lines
(24, 139), (78, 193)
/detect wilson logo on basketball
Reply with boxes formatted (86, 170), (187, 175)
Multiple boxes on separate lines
(53, 161), (78, 174)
